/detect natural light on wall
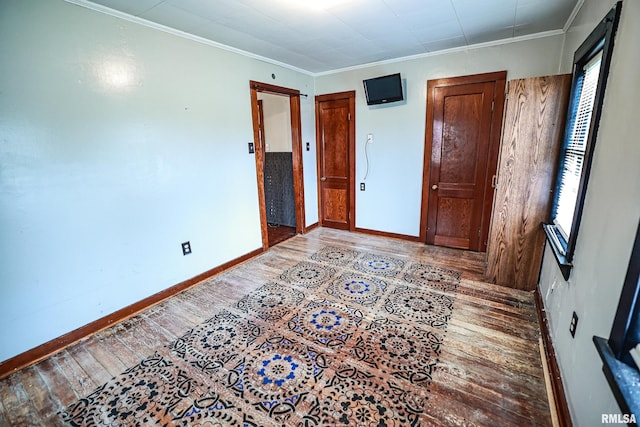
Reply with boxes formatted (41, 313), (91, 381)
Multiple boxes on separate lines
(92, 56), (141, 93)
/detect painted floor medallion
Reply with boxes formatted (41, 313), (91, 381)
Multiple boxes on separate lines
(352, 253), (405, 277)
(286, 298), (365, 348)
(325, 273), (389, 308)
(59, 245), (463, 426)
(403, 263), (461, 293)
(278, 261), (338, 289)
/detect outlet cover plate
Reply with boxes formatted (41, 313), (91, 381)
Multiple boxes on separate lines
(182, 241), (192, 256)
(570, 311), (578, 338)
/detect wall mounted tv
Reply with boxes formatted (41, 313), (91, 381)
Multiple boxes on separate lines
(363, 73), (403, 105)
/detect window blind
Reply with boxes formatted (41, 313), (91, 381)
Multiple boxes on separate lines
(554, 51), (603, 242)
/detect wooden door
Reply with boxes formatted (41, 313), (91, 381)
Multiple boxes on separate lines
(486, 74), (571, 290)
(421, 71), (506, 252)
(316, 91), (355, 230)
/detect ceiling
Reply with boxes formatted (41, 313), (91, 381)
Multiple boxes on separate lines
(78, 0), (580, 74)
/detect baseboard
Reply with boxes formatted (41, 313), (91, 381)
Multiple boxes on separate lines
(304, 222), (320, 233)
(0, 247), (264, 381)
(534, 287), (573, 426)
(354, 227), (422, 242)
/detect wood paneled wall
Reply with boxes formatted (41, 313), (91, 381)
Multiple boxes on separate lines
(486, 74), (571, 290)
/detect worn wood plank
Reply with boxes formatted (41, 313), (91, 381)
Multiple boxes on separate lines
(111, 317), (176, 360)
(486, 74), (571, 290)
(50, 350), (98, 399)
(33, 357), (79, 408)
(144, 301), (205, 340)
(2, 373), (45, 426)
(93, 331), (140, 369)
(0, 375), (21, 426)
(80, 338), (127, 379)
(0, 385), (8, 426)
(65, 345), (113, 389)
(17, 366), (66, 426)
(0, 228), (551, 425)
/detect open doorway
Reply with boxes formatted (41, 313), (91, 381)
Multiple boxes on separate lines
(258, 93), (296, 245)
(249, 81), (305, 249)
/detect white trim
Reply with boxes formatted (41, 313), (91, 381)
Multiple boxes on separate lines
(314, 30), (564, 77)
(63, 0), (313, 76)
(563, 0), (586, 33)
(65, 0), (566, 78)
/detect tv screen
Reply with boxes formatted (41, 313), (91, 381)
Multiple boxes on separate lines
(363, 73), (403, 105)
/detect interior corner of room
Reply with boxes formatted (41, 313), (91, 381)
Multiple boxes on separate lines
(1, 0), (639, 425)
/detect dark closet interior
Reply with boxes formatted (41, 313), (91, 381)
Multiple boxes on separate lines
(264, 152), (296, 228)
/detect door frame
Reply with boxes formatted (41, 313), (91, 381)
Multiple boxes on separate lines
(315, 91), (356, 231)
(250, 80), (306, 250)
(419, 71), (506, 251)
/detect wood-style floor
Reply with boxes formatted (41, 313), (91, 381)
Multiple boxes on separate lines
(0, 228), (551, 426)
(267, 224), (297, 247)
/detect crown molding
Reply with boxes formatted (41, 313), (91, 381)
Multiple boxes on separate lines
(563, 0), (586, 33)
(64, 0), (314, 76)
(314, 29), (564, 77)
(65, 0), (571, 78)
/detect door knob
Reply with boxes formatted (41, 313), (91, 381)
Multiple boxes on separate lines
(320, 177), (327, 182)
(432, 184), (438, 190)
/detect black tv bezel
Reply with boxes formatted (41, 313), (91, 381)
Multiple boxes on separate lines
(363, 73), (403, 106)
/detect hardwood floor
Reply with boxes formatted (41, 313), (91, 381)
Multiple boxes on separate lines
(267, 224), (297, 247)
(0, 228), (551, 426)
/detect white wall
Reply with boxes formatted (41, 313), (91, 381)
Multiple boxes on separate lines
(539, 0), (640, 425)
(257, 93), (292, 152)
(0, 0), (316, 362)
(315, 35), (564, 237)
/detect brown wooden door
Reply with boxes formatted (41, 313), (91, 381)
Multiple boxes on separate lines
(316, 91), (355, 230)
(421, 72), (506, 252)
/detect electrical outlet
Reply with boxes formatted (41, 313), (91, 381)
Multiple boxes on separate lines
(306, 142), (310, 151)
(360, 182), (365, 191)
(367, 133), (374, 144)
(569, 311), (578, 338)
(182, 241), (192, 256)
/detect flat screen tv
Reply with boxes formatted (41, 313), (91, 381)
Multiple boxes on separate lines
(363, 73), (403, 105)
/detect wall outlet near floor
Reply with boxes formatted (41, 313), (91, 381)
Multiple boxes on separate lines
(569, 311), (579, 338)
(360, 182), (365, 191)
(182, 241), (192, 256)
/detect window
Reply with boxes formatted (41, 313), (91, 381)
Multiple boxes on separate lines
(544, 2), (622, 279)
(555, 51), (602, 242)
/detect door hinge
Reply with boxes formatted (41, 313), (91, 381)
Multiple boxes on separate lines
(491, 100), (495, 112)
(478, 228), (482, 238)
(348, 113), (351, 120)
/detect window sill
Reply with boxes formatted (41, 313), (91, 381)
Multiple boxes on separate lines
(594, 336), (640, 417)
(543, 223), (573, 280)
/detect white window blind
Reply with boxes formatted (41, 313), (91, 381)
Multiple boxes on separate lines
(554, 51), (603, 242)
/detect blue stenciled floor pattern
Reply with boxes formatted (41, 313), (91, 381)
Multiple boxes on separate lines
(60, 246), (461, 426)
